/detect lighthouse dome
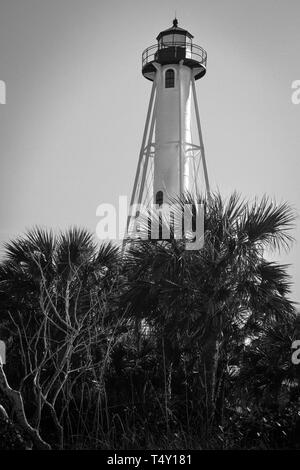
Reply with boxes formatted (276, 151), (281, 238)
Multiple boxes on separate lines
(142, 19), (207, 81)
(156, 18), (194, 46)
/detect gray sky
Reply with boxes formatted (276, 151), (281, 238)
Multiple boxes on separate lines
(0, 0), (299, 302)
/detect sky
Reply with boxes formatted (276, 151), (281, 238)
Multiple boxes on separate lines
(0, 0), (299, 301)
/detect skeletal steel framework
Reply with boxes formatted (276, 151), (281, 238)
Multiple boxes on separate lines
(125, 20), (210, 239)
(126, 74), (210, 236)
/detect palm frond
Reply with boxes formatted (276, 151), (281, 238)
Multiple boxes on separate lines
(55, 227), (96, 275)
(237, 197), (296, 251)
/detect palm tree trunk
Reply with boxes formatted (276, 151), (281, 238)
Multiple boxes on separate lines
(202, 316), (221, 431)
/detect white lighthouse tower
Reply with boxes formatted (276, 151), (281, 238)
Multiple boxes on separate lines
(127, 19), (210, 233)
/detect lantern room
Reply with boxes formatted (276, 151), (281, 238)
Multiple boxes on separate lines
(156, 18), (193, 47)
(142, 19), (207, 81)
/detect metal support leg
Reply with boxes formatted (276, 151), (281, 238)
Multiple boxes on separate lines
(192, 79), (210, 197)
(125, 79), (157, 236)
(136, 78), (158, 207)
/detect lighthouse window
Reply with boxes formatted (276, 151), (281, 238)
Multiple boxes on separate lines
(156, 191), (163, 206)
(165, 69), (175, 88)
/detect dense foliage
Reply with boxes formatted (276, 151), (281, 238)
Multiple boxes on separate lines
(0, 193), (299, 449)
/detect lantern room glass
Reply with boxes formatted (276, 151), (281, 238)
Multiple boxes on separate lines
(158, 33), (190, 48)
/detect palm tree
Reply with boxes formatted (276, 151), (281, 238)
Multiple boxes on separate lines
(0, 197), (297, 448)
(236, 310), (300, 406)
(0, 227), (121, 448)
(0, 226), (120, 323)
(120, 192), (296, 432)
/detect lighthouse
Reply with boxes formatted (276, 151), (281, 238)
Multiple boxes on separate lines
(127, 19), (210, 234)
